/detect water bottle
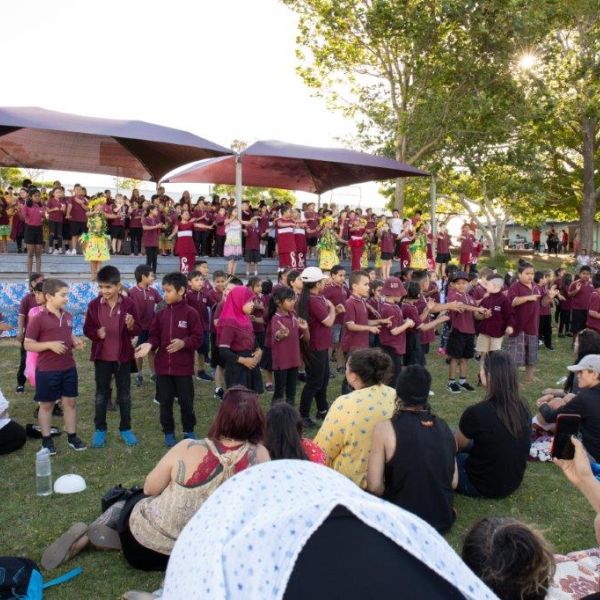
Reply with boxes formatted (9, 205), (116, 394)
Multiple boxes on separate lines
(36, 448), (53, 496)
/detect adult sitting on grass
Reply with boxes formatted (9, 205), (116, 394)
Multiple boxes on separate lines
(41, 385), (269, 572)
(455, 351), (532, 498)
(535, 328), (600, 417)
(536, 354), (600, 463)
(265, 402), (327, 464)
(367, 365), (458, 534)
(462, 517), (555, 600)
(314, 348), (395, 489)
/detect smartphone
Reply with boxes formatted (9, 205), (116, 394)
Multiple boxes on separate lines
(551, 414), (582, 460)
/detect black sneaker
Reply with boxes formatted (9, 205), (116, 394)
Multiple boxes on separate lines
(52, 403), (63, 417)
(42, 438), (57, 456)
(68, 435), (87, 452)
(297, 372), (307, 382)
(302, 416), (317, 429)
(315, 410), (328, 421)
(459, 381), (475, 392)
(214, 387), (224, 400)
(135, 374), (143, 388)
(196, 370), (214, 382)
(15, 385), (24, 394)
(447, 381), (462, 394)
(546, 346), (555, 351)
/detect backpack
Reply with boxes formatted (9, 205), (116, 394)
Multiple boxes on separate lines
(0, 557), (81, 599)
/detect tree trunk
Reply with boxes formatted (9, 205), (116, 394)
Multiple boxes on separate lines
(580, 116), (597, 253)
(394, 178), (405, 214)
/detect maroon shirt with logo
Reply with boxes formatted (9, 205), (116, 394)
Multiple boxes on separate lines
(307, 294), (332, 351)
(142, 217), (160, 248)
(447, 289), (477, 334)
(415, 295), (436, 344)
(47, 197), (64, 223)
(569, 280), (594, 311)
(19, 292), (39, 331)
(341, 295), (369, 352)
(244, 225), (261, 251)
(25, 309), (75, 371)
(478, 291), (512, 338)
(69, 196), (88, 222)
(507, 281), (542, 336)
(23, 204), (44, 226)
(271, 311), (303, 369)
(379, 301), (406, 355)
(96, 299), (123, 361)
(129, 285), (162, 331)
(323, 283), (349, 326)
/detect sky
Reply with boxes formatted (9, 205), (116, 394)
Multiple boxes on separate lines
(1, 0), (382, 208)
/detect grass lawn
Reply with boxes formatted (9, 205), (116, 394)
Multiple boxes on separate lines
(1, 252), (594, 599)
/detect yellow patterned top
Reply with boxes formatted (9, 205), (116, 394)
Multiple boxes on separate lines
(314, 384), (396, 489)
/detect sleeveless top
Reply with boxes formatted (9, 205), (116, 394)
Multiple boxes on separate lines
(383, 411), (456, 533)
(129, 439), (254, 555)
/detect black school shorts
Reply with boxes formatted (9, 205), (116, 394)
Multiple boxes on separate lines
(446, 330), (475, 360)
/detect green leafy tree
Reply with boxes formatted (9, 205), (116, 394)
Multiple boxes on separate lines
(212, 184), (297, 206)
(0, 167), (24, 189)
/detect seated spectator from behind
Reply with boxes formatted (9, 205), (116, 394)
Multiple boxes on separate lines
(455, 351), (531, 498)
(314, 348), (395, 489)
(41, 385), (269, 572)
(0, 391), (26, 455)
(462, 517), (555, 600)
(367, 365), (457, 533)
(265, 402), (327, 464)
(537, 354), (600, 462)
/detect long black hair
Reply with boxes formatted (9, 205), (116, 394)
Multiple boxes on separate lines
(483, 351), (530, 438)
(265, 403), (308, 461)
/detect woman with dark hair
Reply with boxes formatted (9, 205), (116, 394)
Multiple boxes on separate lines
(41, 385), (269, 572)
(455, 351), (531, 498)
(367, 365), (457, 533)
(265, 403), (327, 464)
(462, 517), (555, 600)
(314, 348), (395, 488)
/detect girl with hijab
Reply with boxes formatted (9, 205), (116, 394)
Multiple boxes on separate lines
(218, 285), (264, 393)
(163, 460), (496, 600)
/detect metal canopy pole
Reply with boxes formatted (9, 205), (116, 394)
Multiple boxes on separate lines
(235, 153), (243, 214)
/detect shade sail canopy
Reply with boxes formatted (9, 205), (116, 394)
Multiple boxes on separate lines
(0, 106), (232, 182)
(162, 139), (428, 193)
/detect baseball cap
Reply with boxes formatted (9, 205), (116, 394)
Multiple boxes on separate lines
(567, 354), (600, 374)
(301, 266), (326, 283)
(452, 271), (469, 282)
(381, 277), (407, 298)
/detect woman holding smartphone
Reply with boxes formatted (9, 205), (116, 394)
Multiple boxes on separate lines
(455, 351), (531, 498)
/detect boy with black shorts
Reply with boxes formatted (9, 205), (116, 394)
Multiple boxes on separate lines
(24, 278), (86, 455)
(446, 271), (488, 393)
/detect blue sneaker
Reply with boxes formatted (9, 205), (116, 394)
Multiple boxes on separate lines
(183, 431), (197, 440)
(120, 430), (139, 446)
(92, 430), (107, 448)
(164, 432), (177, 447)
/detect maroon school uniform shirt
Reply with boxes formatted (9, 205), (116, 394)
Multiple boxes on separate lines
(307, 294), (333, 351)
(447, 289), (476, 334)
(569, 279), (594, 311)
(148, 300), (203, 376)
(587, 290), (600, 333)
(469, 284), (487, 304)
(380, 231), (395, 254)
(415, 295), (436, 344)
(215, 214), (226, 236)
(142, 217), (160, 247)
(270, 311), (303, 370)
(129, 209), (143, 229)
(478, 291), (512, 338)
(400, 302), (422, 329)
(251, 296), (266, 334)
(129, 285), (162, 331)
(96, 299), (122, 362)
(539, 284), (552, 316)
(19, 292), (38, 332)
(25, 308), (75, 372)
(185, 289), (208, 334)
(47, 197), (64, 222)
(323, 283), (349, 326)
(244, 225), (261, 251)
(69, 196), (88, 223)
(219, 323), (255, 352)
(23, 204), (44, 226)
(341, 294), (369, 352)
(437, 233), (450, 254)
(507, 281), (542, 336)
(379, 301), (406, 355)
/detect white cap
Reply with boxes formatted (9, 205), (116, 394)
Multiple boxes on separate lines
(300, 267), (326, 283)
(54, 474), (87, 494)
(567, 354), (600, 374)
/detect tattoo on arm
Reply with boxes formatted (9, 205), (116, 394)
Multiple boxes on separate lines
(247, 445), (258, 465)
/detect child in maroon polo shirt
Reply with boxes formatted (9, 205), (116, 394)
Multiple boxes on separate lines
(270, 287), (309, 406)
(569, 265), (594, 337)
(129, 264), (162, 387)
(341, 270), (391, 394)
(446, 272), (488, 393)
(136, 272), (203, 448)
(186, 270), (213, 382)
(586, 273), (600, 334)
(323, 265), (349, 374)
(84, 265), (141, 449)
(244, 215), (262, 278)
(24, 278), (87, 455)
(475, 275), (513, 359)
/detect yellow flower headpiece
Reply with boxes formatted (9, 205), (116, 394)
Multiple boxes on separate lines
(320, 216), (334, 227)
(88, 197), (106, 211)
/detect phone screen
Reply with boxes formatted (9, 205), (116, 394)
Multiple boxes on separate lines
(551, 415), (582, 460)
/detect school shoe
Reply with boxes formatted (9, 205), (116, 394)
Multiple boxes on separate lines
(436, 348), (447, 357)
(298, 372), (307, 382)
(459, 381), (475, 392)
(447, 381), (462, 394)
(68, 435), (87, 452)
(214, 387), (224, 400)
(120, 430), (139, 446)
(135, 373), (143, 387)
(315, 409), (328, 421)
(42, 437), (57, 456)
(546, 346), (555, 351)
(183, 431), (197, 440)
(15, 385), (24, 394)
(264, 383), (274, 393)
(164, 433), (177, 447)
(196, 370), (213, 382)
(153, 397), (160, 405)
(92, 430), (107, 448)
(303, 416), (318, 429)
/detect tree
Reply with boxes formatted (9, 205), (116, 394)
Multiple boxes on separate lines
(212, 184), (297, 205)
(282, 0), (544, 213)
(0, 167), (24, 189)
(517, 0), (600, 251)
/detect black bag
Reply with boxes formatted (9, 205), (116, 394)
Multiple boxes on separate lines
(101, 484), (142, 513)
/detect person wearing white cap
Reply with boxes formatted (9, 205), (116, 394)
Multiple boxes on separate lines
(297, 267), (337, 428)
(537, 354), (600, 461)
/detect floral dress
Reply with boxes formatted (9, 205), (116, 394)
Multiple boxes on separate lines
(81, 212), (110, 262)
(224, 219), (243, 260)
(318, 228), (339, 271)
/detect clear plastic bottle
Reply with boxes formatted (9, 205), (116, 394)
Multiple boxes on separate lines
(35, 447), (53, 496)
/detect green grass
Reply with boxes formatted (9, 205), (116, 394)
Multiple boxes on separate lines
(2, 252), (593, 599)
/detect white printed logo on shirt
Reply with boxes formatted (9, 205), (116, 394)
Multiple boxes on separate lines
(178, 320), (187, 328)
